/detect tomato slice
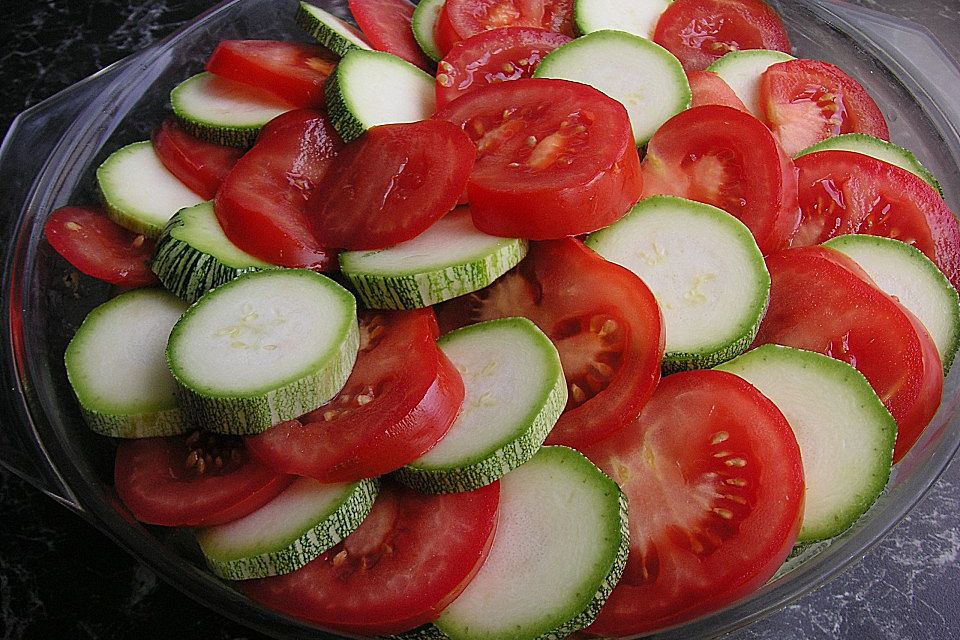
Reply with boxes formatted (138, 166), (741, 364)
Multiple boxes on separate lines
(792, 150), (960, 291)
(435, 27), (571, 109)
(686, 70), (748, 112)
(653, 0), (791, 72)
(246, 309), (464, 483)
(307, 120), (476, 250)
(241, 480), (499, 636)
(753, 246), (943, 462)
(114, 431), (293, 527)
(582, 370), (804, 636)
(437, 0), (574, 56)
(760, 58), (890, 157)
(205, 40), (337, 108)
(151, 119), (244, 200)
(436, 78), (643, 239)
(437, 238), (664, 450)
(641, 104), (800, 254)
(348, 0), (434, 70)
(215, 110), (341, 269)
(43, 206), (158, 287)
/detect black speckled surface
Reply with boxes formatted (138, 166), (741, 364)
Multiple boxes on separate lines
(2, 1), (959, 638)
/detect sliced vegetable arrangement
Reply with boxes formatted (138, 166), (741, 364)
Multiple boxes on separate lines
(42, 0), (960, 638)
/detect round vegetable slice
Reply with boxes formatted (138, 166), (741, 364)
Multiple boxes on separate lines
(574, 0), (671, 38)
(348, 0), (434, 70)
(412, 0), (447, 61)
(44, 206), (158, 288)
(706, 48), (794, 117)
(151, 119), (245, 201)
(114, 430), (293, 527)
(686, 70), (749, 112)
(641, 104), (800, 255)
(437, 238), (664, 450)
(435, 78), (644, 239)
(437, 0), (575, 56)
(240, 480), (500, 636)
(582, 369), (804, 636)
(296, 1), (373, 57)
(652, 0), (791, 72)
(246, 308), (464, 483)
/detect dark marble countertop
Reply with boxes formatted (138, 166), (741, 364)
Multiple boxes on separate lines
(2, 1), (960, 639)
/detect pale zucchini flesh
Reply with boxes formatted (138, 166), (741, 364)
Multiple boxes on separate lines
(411, 0), (445, 62)
(574, 0), (671, 38)
(296, 1), (372, 57)
(706, 49), (795, 118)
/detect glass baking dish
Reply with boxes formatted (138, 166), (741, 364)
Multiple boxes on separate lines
(1, 0), (959, 637)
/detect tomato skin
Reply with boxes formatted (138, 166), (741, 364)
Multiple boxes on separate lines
(753, 246), (943, 462)
(151, 119), (244, 200)
(583, 370), (804, 636)
(435, 27), (571, 109)
(761, 58), (890, 157)
(792, 150), (960, 291)
(686, 70), (749, 112)
(307, 120), (476, 250)
(348, 0), (434, 70)
(246, 309), (464, 483)
(653, 0), (791, 72)
(438, 0), (574, 56)
(641, 105), (800, 254)
(436, 78), (643, 239)
(438, 238), (664, 450)
(114, 432), (293, 527)
(43, 206), (158, 287)
(241, 480), (500, 636)
(215, 110), (341, 269)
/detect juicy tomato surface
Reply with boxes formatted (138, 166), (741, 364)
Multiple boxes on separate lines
(437, 0), (574, 55)
(241, 480), (500, 636)
(44, 206), (158, 287)
(435, 27), (571, 109)
(583, 370), (804, 636)
(686, 70), (749, 112)
(151, 119), (244, 200)
(436, 78), (644, 239)
(215, 110), (341, 269)
(653, 0), (791, 72)
(641, 105), (800, 254)
(246, 309), (464, 483)
(348, 0), (434, 70)
(761, 58), (890, 157)
(792, 150), (960, 290)
(307, 120), (476, 250)
(114, 431), (293, 527)
(204, 40), (337, 108)
(437, 238), (664, 450)
(753, 245), (943, 462)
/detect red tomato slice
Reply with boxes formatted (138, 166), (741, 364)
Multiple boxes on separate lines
(437, 238), (664, 450)
(241, 480), (500, 636)
(151, 119), (244, 200)
(205, 40), (337, 108)
(792, 150), (960, 290)
(641, 104), (800, 254)
(653, 0), (791, 72)
(307, 120), (476, 250)
(687, 70), (749, 112)
(753, 246), (943, 462)
(114, 431), (293, 527)
(583, 370), (804, 636)
(435, 27), (571, 109)
(215, 110), (341, 269)
(761, 58), (890, 157)
(437, 0), (574, 56)
(436, 78), (643, 239)
(348, 0), (434, 70)
(43, 206), (158, 287)
(246, 309), (463, 483)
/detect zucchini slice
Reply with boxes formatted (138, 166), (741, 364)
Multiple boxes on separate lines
(574, 0), (671, 38)
(411, 0), (445, 62)
(296, 1), (372, 57)
(706, 49), (795, 117)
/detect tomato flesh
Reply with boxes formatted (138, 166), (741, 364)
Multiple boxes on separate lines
(246, 309), (464, 482)
(151, 119), (244, 200)
(241, 480), (500, 636)
(114, 431), (293, 527)
(437, 238), (664, 450)
(761, 58), (890, 157)
(205, 40), (337, 108)
(583, 370), (804, 636)
(641, 105), (800, 254)
(307, 120), (476, 250)
(753, 246), (943, 462)
(653, 0), (791, 72)
(348, 0), (434, 70)
(686, 70), (748, 112)
(44, 206), (158, 287)
(435, 27), (571, 109)
(436, 78), (643, 239)
(437, 0), (574, 56)
(215, 110), (341, 269)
